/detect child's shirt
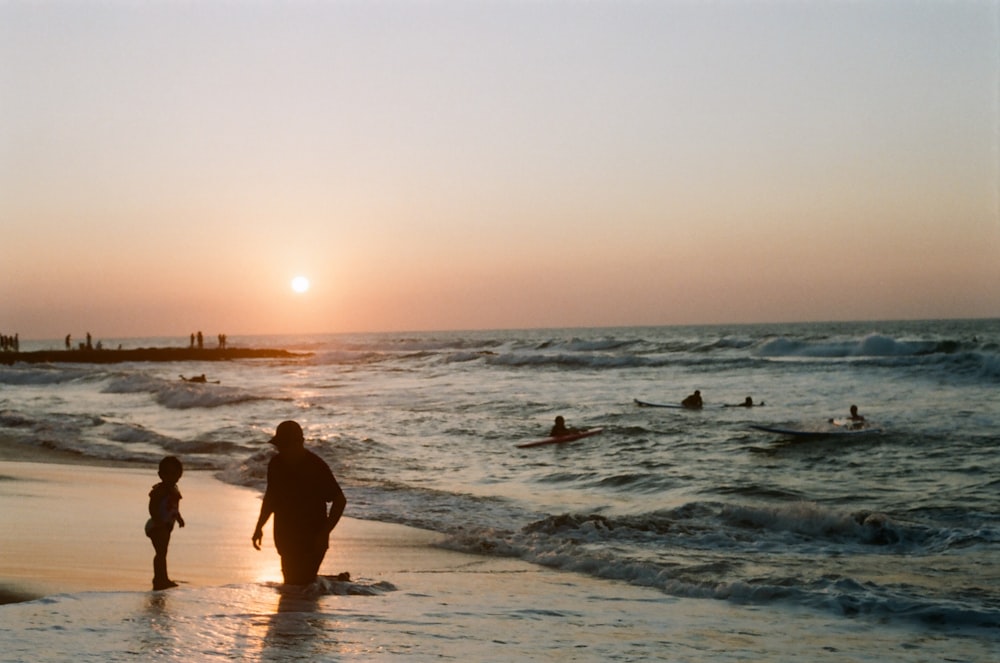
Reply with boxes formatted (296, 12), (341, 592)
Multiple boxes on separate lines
(146, 482), (182, 533)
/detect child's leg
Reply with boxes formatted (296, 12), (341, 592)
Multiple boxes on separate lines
(150, 529), (175, 589)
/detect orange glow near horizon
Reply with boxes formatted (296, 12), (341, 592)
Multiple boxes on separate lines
(1, 2), (997, 340)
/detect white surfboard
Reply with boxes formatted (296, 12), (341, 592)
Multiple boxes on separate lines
(749, 423), (882, 438)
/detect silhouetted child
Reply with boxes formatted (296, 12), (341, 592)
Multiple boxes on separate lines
(145, 455), (185, 590)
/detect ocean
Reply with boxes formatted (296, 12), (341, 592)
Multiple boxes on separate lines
(1, 319), (998, 660)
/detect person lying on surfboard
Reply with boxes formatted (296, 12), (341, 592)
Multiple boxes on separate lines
(550, 416), (580, 437)
(725, 396), (764, 407)
(681, 390), (703, 410)
(180, 374), (220, 384)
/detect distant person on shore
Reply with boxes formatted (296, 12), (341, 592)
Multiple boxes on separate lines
(550, 415), (580, 437)
(145, 456), (185, 591)
(681, 390), (703, 409)
(65, 334), (71, 350)
(253, 420), (347, 585)
(0, 334), (16, 352)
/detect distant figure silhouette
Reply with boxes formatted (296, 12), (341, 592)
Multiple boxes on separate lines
(179, 374), (218, 384)
(253, 421), (347, 585)
(681, 390), (703, 410)
(550, 415), (580, 437)
(849, 405), (865, 422)
(65, 334), (71, 350)
(197, 331), (204, 350)
(145, 456), (185, 590)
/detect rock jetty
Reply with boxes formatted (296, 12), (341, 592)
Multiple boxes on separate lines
(2, 347), (310, 365)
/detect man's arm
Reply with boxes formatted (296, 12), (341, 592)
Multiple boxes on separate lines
(252, 500), (273, 550)
(326, 481), (346, 533)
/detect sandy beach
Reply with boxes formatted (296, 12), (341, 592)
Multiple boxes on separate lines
(0, 458), (454, 602)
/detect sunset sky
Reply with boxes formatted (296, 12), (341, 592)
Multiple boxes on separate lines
(2, 1), (998, 340)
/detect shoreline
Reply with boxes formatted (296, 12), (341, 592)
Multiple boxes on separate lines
(0, 433), (149, 468)
(1, 346), (309, 365)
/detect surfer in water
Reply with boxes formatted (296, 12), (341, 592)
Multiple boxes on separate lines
(830, 405), (867, 429)
(681, 390), (703, 410)
(726, 396), (763, 407)
(550, 416), (580, 437)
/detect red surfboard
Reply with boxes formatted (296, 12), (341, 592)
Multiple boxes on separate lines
(516, 428), (604, 449)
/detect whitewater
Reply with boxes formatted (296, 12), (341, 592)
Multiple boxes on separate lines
(1, 318), (998, 661)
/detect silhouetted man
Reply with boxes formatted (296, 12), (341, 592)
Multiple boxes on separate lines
(252, 420), (346, 585)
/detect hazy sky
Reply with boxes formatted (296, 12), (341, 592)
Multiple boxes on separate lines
(3, 0), (998, 339)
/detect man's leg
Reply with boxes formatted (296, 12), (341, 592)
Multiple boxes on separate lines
(279, 536), (328, 585)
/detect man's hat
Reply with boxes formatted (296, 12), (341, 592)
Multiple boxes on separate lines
(268, 420), (303, 445)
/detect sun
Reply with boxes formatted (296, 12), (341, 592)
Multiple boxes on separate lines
(291, 276), (310, 293)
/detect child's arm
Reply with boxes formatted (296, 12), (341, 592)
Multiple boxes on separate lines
(157, 487), (184, 527)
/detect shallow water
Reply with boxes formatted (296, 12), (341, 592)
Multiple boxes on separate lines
(2, 319), (999, 658)
(2, 571), (995, 662)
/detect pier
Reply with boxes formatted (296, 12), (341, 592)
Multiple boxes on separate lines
(1, 347), (310, 365)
